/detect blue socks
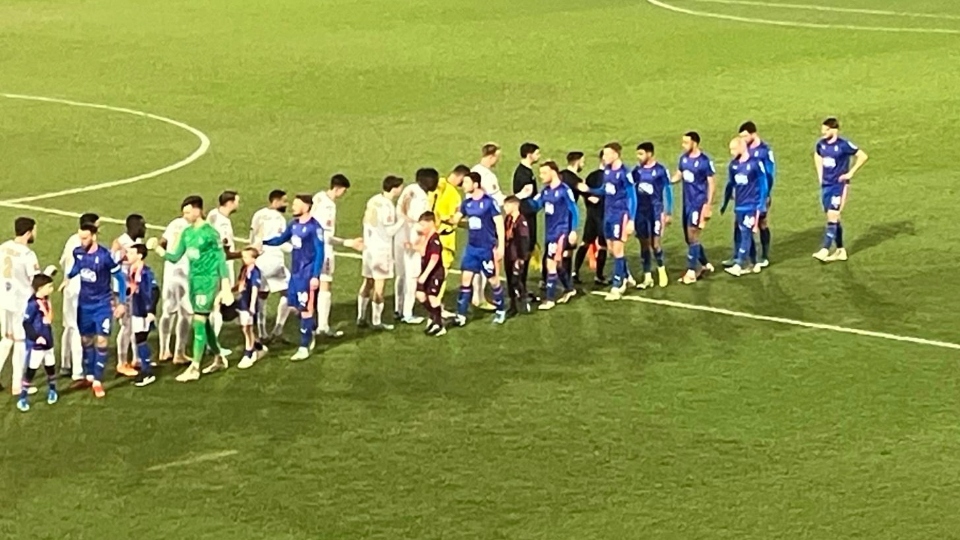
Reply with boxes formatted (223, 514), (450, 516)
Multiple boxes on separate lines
(612, 257), (627, 287)
(687, 243), (700, 271)
(823, 222), (838, 249)
(81, 345), (94, 377)
(93, 347), (108, 381)
(546, 272), (558, 301)
(699, 245), (709, 266)
(299, 315), (314, 348)
(736, 225), (753, 266)
(491, 284), (505, 312)
(137, 342), (152, 375)
(457, 285), (471, 316)
(835, 222), (844, 249)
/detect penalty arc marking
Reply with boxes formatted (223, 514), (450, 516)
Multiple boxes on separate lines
(645, 0), (960, 34)
(0, 93), (211, 204)
(0, 94), (957, 353)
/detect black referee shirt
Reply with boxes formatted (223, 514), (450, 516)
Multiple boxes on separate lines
(584, 168), (605, 217)
(513, 163), (537, 214)
(559, 169), (582, 202)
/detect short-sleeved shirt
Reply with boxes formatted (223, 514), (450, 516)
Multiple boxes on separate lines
(0, 240), (40, 311)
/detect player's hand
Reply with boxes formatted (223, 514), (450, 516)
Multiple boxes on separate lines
(839, 172), (853, 182)
(576, 182), (589, 193)
(145, 237), (159, 250)
(310, 277), (320, 290)
(702, 206), (713, 221)
(113, 304), (126, 319)
(58, 280), (68, 293)
(417, 274), (427, 285)
(567, 231), (578, 246)
(587, 196), (600, 205)
(663, 214), (672, 226)
(519, 185), (534, 198)
(345, 237), (363, 251)
(218, 288), (235, 307)
(624, 220), (635, 237)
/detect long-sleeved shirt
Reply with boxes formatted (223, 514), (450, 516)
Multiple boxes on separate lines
(162, 222), (229, 282)
(264, 217), (325, 279)
(525, 182), (580, 241)
(584, 164), (637, 222)
(68, 244), (127, 305)
(722, 155), (769, 212)
(23, 295), (54, 350)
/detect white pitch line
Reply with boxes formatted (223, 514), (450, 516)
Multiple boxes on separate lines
(690, 0), (960, 21)
(146, 450), (239, 471)
(0, 93), (211, 204)
(645, 0), (960, 34)
(590, 291), (960, 351)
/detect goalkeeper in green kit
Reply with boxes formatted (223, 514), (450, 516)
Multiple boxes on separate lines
(148, 196), (234, 382)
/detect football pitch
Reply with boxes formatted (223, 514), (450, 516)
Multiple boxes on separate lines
(2, 0), (960, 538)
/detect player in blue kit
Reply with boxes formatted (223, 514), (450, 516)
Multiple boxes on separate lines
(124, 243), (159, 387)
(720, 137), (769, 277)
(453, 171), (507, 326)
(671, 132), (717, 285)
(62, 223), (127, 399)
(17, 274), (58, 412)
(577, 142), (637, 301)
(517, 161), (580, 310)
(632, 142), (673, 290)
(235, 246), (265, 369)
(814, 117), (868, 262)
(725, 121), (776, 268)
(262, 194), (324, 361)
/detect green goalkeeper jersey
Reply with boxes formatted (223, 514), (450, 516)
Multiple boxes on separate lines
(163, 221), (228, 281)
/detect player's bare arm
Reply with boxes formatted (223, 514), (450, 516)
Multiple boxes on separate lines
(494, 214), (505, 261)
(418, 254), (439, 284)
(841, 149), (869, 181)
(814, 153), (824, 184)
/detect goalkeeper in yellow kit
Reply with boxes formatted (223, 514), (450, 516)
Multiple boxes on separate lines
(149, 196), (233, 382)
(432, 165), (469, 311)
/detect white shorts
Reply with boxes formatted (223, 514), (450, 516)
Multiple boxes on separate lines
(130, 316), (152, 334)
(320, 248), (335, 283)
(62, 291), (79, 330)
(28, 349), (55, 369)
(0, 309), (26, 340)
(238, 310), (255, 327)
(362, 249), (394, 280)
(162, 278), (192, 315)
(257, 256), (290, 293)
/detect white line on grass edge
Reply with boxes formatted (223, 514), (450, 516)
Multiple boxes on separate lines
(645, 0), (960, 34)
(1, 93), (958, 352)
(688, 0), (960, 21)
(0, 93), (211, 204)
(146, 450), (239, 471)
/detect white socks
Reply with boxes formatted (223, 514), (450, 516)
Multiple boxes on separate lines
(256, 306), (268, 338)
(274, 296), (292, 335)
(357, 295), (370, 322)
(210, 309), (223, 338)
(175, 313), (192, 356)
(159, 311), (175, 358)
(317, 290), (332, 332)
(372, 301), (384, 326)
(0, 338), (13, 387)
(10, 345), (24, 394)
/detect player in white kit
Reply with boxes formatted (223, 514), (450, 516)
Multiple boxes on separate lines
(311, 174), (362, 338)
(471, 143), (503, 310)
(394, 169), (438, 324)
(0, 218), (42, 396)
(111, 214), (146, 377)
(250, 190), (294, 340)
(358, 176), (405, 330)
(158, 215), (193, 364)
(207, 190), (241, 358)
(59, 213), (99, 381)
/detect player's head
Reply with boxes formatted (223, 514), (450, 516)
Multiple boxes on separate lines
(738, 121), (758, 144)
(417, 211), (437, 233)
(14, 217), (36, 244)
(381, 175), (404, 199)
(268, 189), (288, 213)
(78, 223), (98, 249)
(682, 131), (701, 153)
(566, 151), (585, 173)
(520, 142), (540, 164)
(601, 142), (622, 166)
(416, 167), (440, 193)
(636, 142), (655, 165)
(503, 195), (521, 216)
(218, 190), (240, 215)
(125, 213), (146, 240)
(292, 194), (313, 217)
(126, 243), (147, 265)
(181, 195), (204, 224)
(329, 174), (351, 199)
(79, 213), (99, 228)
(729, 137), (747, 157)
(241, 246), (259, 265)
(481, 143), (501, 167)
(822, 117), (840, 139)
(463, 171), (483, 195)
(31, 273), (54, 298)
(448, 164), (471, 187)
(538, 161), (560, 184)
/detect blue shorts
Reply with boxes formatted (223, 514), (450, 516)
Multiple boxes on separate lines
(635, 209), (663, 239)
(821, 184), (847, 212)
(78, 302), (113, 337)
(603, 211), (630, 241)
(683, 204), (706, 229)
(545, 233), (568, 261)
(286, 275), (314, 312)
(461, 245), (496, 277)
(735, 209), (760, 232)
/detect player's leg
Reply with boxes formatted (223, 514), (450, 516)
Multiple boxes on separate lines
(542, 240), (560, 309)
(181, 279), (221, 380)
(400, 249), (422, 324)
(573, 217), (596, 283)
(758, 197), (772, 265)
(16, 349), (40, 411)
(426, 294), (445, 336)
(91, 324), (110, 399)
(638, 234), (654, 290)
(237, 312), (258, 369)
(455, 267), (475, 325)
(486, 257), (506, 323)
(291, 282), (317, 361)
(316, 250), (340, 337)
(724, 219), (740, 267)
(370, 279), (391, 330)
(415, 288), (434, 333)
(158, 284), (177, 362)
(726, 211), (755, 277)
(133, 324), (156, 387)
(42, 350), (57, 404)
(357, 278), (372, 326)
(115, 307), (134, 375)
(60, 291), (79, 377)
(393, 236), (405, 318)
(827, 187), (848, 261)
(816, 186), (839, 261)
(0, 315), (13, 393)
(653, 230), (668, 288)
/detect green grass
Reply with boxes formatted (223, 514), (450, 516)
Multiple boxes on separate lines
(2, 0), (960, 538)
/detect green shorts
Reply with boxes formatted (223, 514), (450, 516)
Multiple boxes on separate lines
(189, 276), (219, 314)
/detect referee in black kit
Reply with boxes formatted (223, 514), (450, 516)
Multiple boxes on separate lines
(559, 151), (585, 280)
(573, 150), (608, 285)
(513, 142), (540, 296)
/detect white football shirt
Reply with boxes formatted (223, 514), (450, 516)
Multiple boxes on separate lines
(0, 240), (40, 311)
(162, 218), (191, 279)
(60, 233), (82, 296)
(471, 163), (503, 205)
(363, 194), (402, 251)
(311, 191), (337, 244)
(250, 207), (288, 263)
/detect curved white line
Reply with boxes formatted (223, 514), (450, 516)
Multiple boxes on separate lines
(646, 0), (960, 34)
(0, 93), (211, 203)
(690, 0), (960, 21)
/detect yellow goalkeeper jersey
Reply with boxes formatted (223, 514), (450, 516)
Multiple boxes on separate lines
(432, 177), (462, 253)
